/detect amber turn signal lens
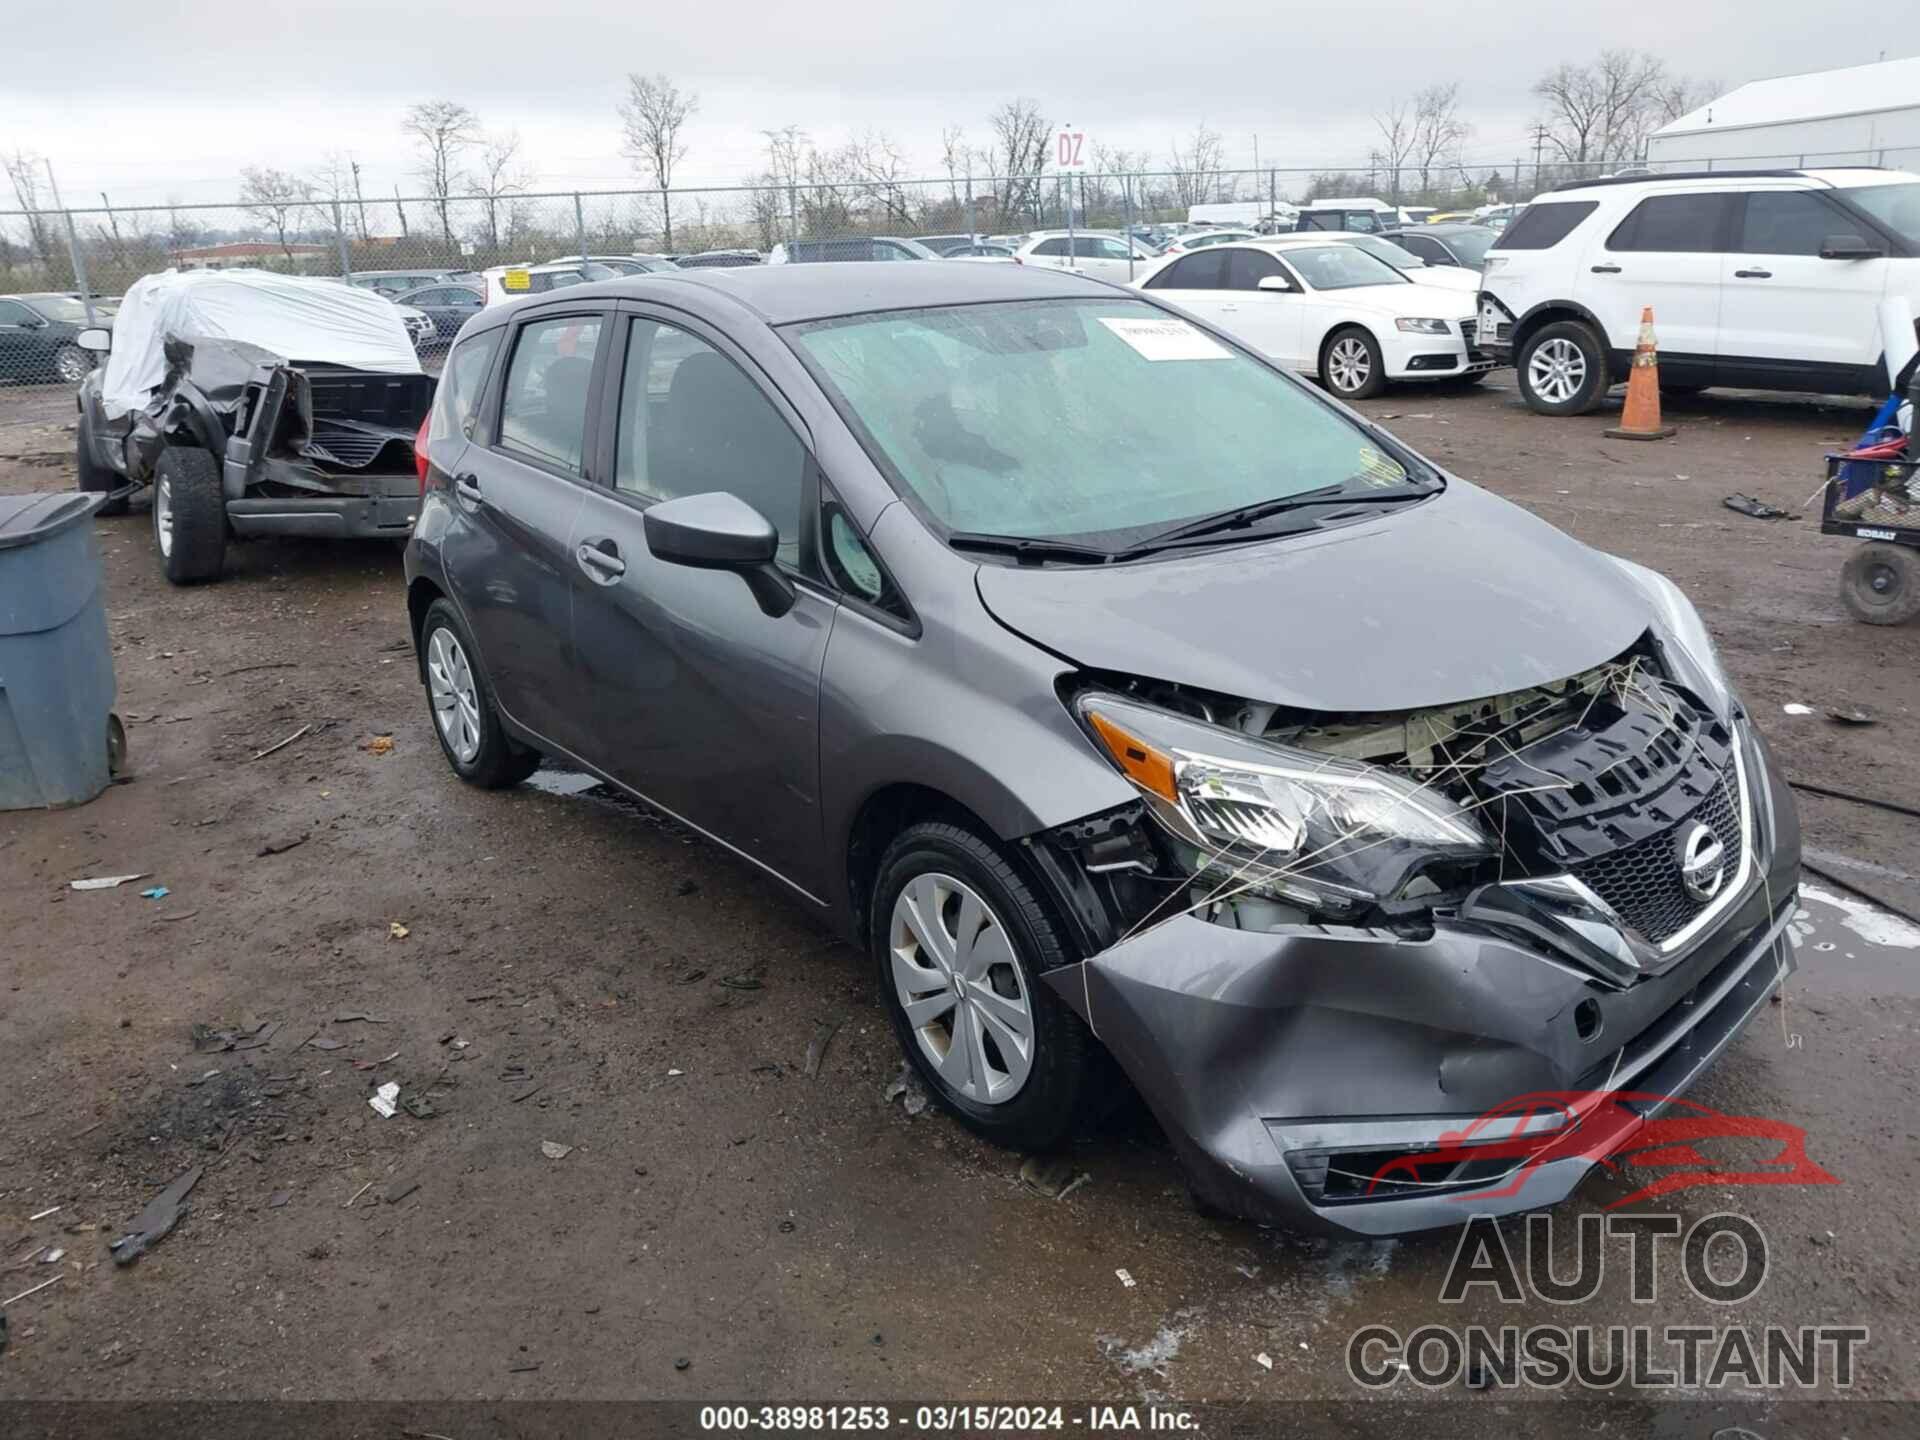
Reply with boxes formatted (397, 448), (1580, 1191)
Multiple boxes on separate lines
(1086, 709), (1178, 805)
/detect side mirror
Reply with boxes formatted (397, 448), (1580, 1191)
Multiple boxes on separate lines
(77, 327), (111, 352)
(1256, 276), (1296, 293)
(1820, 233), (1885, 260)
(642, 491), (795, 618)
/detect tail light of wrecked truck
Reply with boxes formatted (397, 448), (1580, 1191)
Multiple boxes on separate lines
(415, 414), (431, 495)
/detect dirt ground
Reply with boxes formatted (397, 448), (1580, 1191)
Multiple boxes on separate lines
(1, 371), (1917, 1424)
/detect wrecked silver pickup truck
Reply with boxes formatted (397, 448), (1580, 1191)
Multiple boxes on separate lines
(73, 269), (434, 584)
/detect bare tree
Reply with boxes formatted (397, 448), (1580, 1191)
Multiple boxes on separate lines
(988, 98), (1049, 223)
(239, 166), (316, 266)
(403, 100), (481, 255)
(1532, 49), (1671, 169)
(619, 73), (699, 249)
(1412, 83), (1471, 197)
(473, 130), (531, 259)
(845, 130), (916, 229)
(1371, 103), (1417, 202)
(2, 150), (54, 268)
(1167, 123), (1224, 210)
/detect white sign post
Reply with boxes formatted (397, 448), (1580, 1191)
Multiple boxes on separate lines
(1055, 126), (1089, 271)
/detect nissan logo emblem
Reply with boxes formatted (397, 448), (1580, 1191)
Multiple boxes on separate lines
(1678, 821), (1727, 902)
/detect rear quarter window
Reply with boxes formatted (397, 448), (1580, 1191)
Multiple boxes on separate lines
(1492, 201), (1599, 250)
(434, 328), (503, 441)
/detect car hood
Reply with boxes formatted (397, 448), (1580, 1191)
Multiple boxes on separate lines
(973, 482), (1653, 712)
(1325, 282), (1476, 318)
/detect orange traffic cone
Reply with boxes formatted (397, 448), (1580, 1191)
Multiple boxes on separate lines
(1605, 306), (1677, 440)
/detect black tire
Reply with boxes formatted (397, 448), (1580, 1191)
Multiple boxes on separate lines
(418, 598), (540, 787)
(75, 406), (126, 516)
(52, 344), (91, 385)
(870, 821), (1094, 1152)
(1516, 319), (1609, 416)
(152, 446), (226, 584)
(1840, 543), (1920, 626)
(1320, 325), (1388, 401)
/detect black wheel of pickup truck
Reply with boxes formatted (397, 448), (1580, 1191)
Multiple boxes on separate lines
(153, 445), (227, 585)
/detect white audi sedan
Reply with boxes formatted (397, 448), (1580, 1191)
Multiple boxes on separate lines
(1132, 238), (1494, 399)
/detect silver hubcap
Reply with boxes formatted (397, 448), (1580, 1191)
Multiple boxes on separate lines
(154, 477), (173, 557)
(426, 625), (482, 764)
(56, 348), (88, 382)
(1527, 337), (1588, 405)
(889, 872), (1034, 1106)
(1327, 336), (1372, 393)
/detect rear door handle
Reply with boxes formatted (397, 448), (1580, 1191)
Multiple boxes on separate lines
(576, 540), (626, 582)
(1733, 268), (1773, 278)
(1590, 264), (1622, 274)
(454, 474), (483, 503)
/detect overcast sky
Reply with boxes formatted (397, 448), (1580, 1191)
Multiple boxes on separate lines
(4, 2), (1901, 212)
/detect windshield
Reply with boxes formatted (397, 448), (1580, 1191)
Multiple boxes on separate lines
(24, 296), (90, 323)
(1842, 183), (1920, 247)
(1283, 245), (1407, 289)
(788, 297), (1426, 548)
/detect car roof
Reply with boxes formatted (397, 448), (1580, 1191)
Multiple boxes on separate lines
(520, 261), (1115, 326)
(1385, 222), (1490, 236)
(1546, 167), (1895, 194)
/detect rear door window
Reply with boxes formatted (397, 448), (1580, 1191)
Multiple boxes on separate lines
(1607, 194), (1734, 253)
(1225, 249), (1288, 289)
(497, 315), (604, 475)
(1492, 201), (1598, 250)
(1147, 251), (1230, 289)
(1032, 238), (1070, 257)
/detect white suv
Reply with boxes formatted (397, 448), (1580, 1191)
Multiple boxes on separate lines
(1478, 168), (1920, 415)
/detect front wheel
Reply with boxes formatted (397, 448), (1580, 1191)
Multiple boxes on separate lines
(152, 446), (226, 584)
(1840, 543), (1920, 626)
(872, 822), (1094, 1152)
(419, 598), (540, 787)
(1320, 326), (1387, 400)
(1517, 320), (1608, 416)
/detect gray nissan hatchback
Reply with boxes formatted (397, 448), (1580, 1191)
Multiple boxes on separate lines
(405, 262), (1802, 1235)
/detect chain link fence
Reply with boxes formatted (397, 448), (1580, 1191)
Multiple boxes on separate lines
(2, 146), (1907, 386)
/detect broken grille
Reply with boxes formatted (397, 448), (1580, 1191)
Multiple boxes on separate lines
(1572, 776), (1743, 945)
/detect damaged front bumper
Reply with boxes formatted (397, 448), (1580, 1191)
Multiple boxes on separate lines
(1041, 732), (1802, 1238)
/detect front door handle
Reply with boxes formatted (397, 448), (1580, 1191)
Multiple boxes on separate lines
(576, 539), (626, 581)
(454, 474), (483, 503)
(1590, 264), (1622, 274)
(1733, 268), (1773, 279)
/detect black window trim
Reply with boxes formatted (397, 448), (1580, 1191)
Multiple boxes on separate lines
(438, 324), (507, 443)
(483, 302), (615, 486)
(593, 302), (823, 583)
(815, 490), (919, 635)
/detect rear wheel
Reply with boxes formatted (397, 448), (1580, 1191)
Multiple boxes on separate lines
(1320, 326), (1387, 400)
(1517, 319), (1608, 416)
(872, 821), (1094, 1152)
(76, 406), (126, 516)
(1840, 543), (1920, 626)
(152, 446), (226, 584)
(419, 598), (540, 787)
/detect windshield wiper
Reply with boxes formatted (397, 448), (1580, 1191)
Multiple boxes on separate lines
(947, 531), (1116, 565)
(1118, 483), (1433, 556)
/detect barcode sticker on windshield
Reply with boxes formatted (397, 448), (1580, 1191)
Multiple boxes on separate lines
(1099, 317), (1232, 362)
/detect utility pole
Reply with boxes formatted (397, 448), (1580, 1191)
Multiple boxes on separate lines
(1530, 124), (1550, 194)
(43, 159), (95, 325)
(349, 157), (370, 240)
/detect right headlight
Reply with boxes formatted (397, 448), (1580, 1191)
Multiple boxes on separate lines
(1074, 693), (1494, 916)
